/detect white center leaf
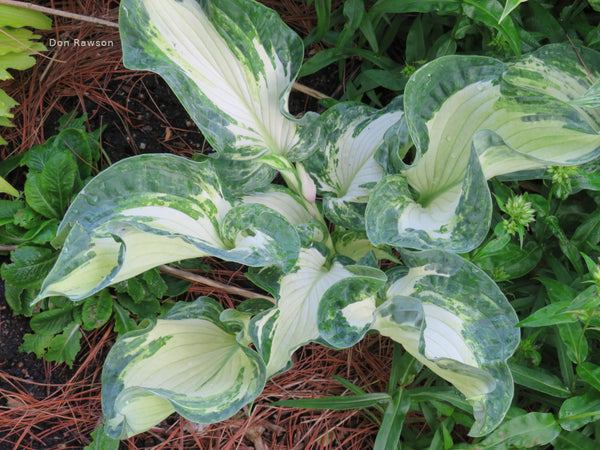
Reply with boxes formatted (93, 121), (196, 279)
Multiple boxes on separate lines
(102, 298), (266, 439)
(37, 154), (301, 302)
(120, 0), (311, 160)
(249, 248), (387, 378)
(367, 44), (600, 252)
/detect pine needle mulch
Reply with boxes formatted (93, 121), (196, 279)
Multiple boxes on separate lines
(0, 0), (421, 448)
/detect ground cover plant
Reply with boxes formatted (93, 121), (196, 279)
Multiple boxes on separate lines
(3, 0), (600, 448)
(18, 0), (600, 447)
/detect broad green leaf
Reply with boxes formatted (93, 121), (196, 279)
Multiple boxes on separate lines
(518, 301), (580, 327)
(559, 393), (600, 431)
(250, 247), (382, 377)
(1, 246), (57, 289)
(19, 333), (53, 359)
(82, 290), (114, 331)
(24, 173), (61, 219)
(577, 362), (600, 392)
(478, 412), (560, 448)
(84, 424), (120, 450)
(4, 284), (35, 316)
(473, 241), (542, 281)
(375, 250), (520, 436)
(44, 322), (82, 368)
(303, 98), (405, 231)
(30, 308), (73, 335)
(37, 154), (300, 301)
(499, 0), (528, 23)
(557, 322), (588, 364)
(40, 151), (77, 217)
(0, 5), (52, 29)
(462, 0), (521, 56)
(102, 298), (266, 439)
(555, 430), (597, 450)
(112, 302), (137, 335)
(0, 174), (18, 197)
(119, 0), (311, 160)
(509, 361), (571, 398)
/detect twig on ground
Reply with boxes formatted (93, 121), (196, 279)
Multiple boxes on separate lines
(0, 0), (119, 28)
(292, 82), (332, 100)
(159, 264), (275, 302)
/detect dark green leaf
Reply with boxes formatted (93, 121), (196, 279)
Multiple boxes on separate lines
(19, 333), (53, 359)
(555, 429), (598, 449)
(406, 16), (426, 63)
(557, 322), (588, 364)
(510, 362), (571, 397)
(142, 268), (168, 298)
(0, 199), (23, 226)
(12, 205), (41, 230)
(1, 246), (57, 289)
(463, 0), (521, 56)
(370, 0), (461, 14)
(81, 289), (113, 331)
(84, 424), (120, 450)
(479, 412), (560, 448)
(30, 308), (74, 335)
(577, 362), (600, 392)
(44, 322), (81, 368)
(475, 241), (542, 281)
(117, 293), (161, 320)
(24, 173), (61, 219)
(518, 302), (581, 327)
(40, 151), (77, 217)
(112, 302), (137, 335)
(374, 389), (410, 450)
(559, 393), (600, 431)
(314, 0), (332, 41)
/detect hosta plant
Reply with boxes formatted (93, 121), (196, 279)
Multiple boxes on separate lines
(35, 0), (600, 444)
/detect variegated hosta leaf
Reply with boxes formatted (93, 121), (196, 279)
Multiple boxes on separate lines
(37, 154), (300, 301)
(366, 147), (491, 252)
(317, 266), (387, 348)
(378, 250), (519, 436)
(504, 43), (600, 127)
(332, 228), (399, 263)
(368, 45), (600, 252)
(366, 56), (504, 252)
(102, 297), (266, 439)
(303, 98), (406, 230)
(119, 0), (312, 160)
(249, 247), (386, 377)
(201, 156), (276, 198)
(242, 185), (328, 247)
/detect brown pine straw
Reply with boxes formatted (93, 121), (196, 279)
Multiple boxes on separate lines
(0, 0), (424, 448)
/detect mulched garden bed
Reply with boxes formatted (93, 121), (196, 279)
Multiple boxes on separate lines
(0, 1), (419, 448)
